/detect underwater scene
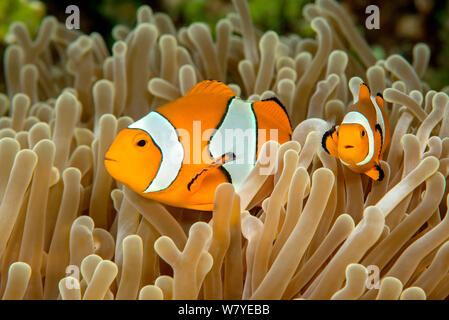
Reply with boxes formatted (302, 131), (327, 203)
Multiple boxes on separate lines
(0, 0), (448, 301)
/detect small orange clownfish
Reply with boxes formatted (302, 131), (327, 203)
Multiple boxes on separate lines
(321, 82), (390, 181)
(105, 80), (292, 211)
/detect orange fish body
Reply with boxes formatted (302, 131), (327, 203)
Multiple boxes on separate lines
(105, 81), (292, 210)
(322, 83), (390, 181)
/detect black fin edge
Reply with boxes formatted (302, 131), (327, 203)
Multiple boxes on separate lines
(261, 96), (292, 132)
(375, 164), (384, 182)
(361, 82), (371, 94)
(321, 126), (336, 154)
(375, 124), (383, 159)
(187, 152), (235, 191)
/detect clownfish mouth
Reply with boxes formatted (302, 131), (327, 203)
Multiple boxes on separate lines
(105, 157), (118, 162)
(344, 145), (354, 149)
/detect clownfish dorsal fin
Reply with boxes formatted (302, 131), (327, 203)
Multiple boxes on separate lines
(252, 97), (292, 134)
(187, 152), (235, 193)
(376, 92), (385, 110)
(349, 77), (370, 103)
(358, 83), (371, 101)
(184, 80), (236, 99)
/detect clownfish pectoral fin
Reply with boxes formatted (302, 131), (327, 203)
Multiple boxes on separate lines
(375, 124), (384, 158)
(187, 152), (236, 193)
(322, 126), (339, 158)
(364, 164), (384, 181)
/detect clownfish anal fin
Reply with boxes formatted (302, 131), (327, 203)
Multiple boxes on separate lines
(364, 164), (384, 181)
(322, 126), (338, 157)
(187, 152), (235, 193)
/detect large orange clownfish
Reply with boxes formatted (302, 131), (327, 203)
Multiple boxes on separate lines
(322, 82), (390, 181)
(105, 80), (292, 210)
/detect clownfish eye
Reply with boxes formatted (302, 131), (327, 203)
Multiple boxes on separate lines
(361, 130), (365, 137)
(137, 139), (147, 147)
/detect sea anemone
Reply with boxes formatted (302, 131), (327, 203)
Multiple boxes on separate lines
(0, 0), (448, 300)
